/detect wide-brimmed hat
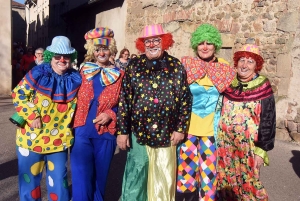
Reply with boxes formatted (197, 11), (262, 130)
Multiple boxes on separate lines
(138, 24), (169, 39)
(46, 36), (75, 54)
(84, 27), (114, 46)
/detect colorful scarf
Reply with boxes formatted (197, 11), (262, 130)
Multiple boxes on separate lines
(181, 56), (236, 93)
(81, 62), (121, 86)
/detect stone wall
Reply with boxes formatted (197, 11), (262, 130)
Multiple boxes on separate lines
(124, 0), (300, 142)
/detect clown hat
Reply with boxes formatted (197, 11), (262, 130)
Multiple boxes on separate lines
(46, 36), (75, 54)
(138, 24), (169, 39)
(84, 27), (114, 46)
(234, 44), (263, 62)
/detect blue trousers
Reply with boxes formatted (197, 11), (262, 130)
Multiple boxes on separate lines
(17, 146), (69, 201)
(70, 134), (116, 201)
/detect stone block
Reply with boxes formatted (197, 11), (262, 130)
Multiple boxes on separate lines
(298, 123), (300, 132)
(275, 38), (286, 44)
(263, 20), (277, 32)
(277, 118), (286, 129)
(276, 53), (292, 77)
(275, 128), (292, 141)
(277, 12), (300, 32)
(295, 115), (300, 123)
(287, 121), (298, 132)
(277, 78), (290, 96)
(290, 132), (300, 143)
(221, 34), (235, 47)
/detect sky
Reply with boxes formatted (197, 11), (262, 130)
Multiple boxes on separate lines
(14, 0), (25, 4)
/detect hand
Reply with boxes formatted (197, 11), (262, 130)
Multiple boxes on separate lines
(93, 113), (112, 126)
(117, 135), (130, 150)
(170, 131), (185, 146)
(254, 154), (264, 176)
(31, 117), (41, 129)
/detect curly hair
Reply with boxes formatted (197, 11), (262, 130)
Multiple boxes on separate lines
(135, 33), (174, 53)
(83, 38), (118, 62)
(233, 51), (264, 73)
(190, 24), (222, 52)
(43, 50), (77, 63)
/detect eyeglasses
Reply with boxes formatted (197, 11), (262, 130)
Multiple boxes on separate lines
(144, 38), (161, 47)
(36, 53), (43, 55)
(95, 48), (110, 53)
(123, 53), (129, 56)
(53, 54), (71, 60)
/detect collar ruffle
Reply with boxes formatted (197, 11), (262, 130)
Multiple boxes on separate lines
(223, 75), (273, 102)
(25, 63), (82, 102)
(182, 56), (236, 93)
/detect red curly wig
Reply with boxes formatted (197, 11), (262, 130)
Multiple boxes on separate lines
(135, 33), (174, 53)
(233, 51), (264, 73)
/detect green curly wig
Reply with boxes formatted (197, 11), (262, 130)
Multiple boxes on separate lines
(190, 24), (222, 52)
(43, 50), (77, 63)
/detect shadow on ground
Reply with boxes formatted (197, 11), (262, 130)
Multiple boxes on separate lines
(289, 150), (300, 178)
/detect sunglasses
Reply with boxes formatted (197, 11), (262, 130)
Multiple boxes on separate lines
(53, 54), (71, 60)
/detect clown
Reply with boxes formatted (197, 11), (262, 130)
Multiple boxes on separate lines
(216, 44), (275, 200)
(71, 27), (124, 201)
(11, 36), (81, 201)
(176, 24), (236, 201)
(117, 24), (192, 201)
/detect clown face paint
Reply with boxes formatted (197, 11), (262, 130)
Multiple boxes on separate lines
(94, 45), (111, 66)
(197, 41), (216, 61)
(51, 55), (71, 75)
(144, 37), (163, 60)
(236, 57), (257, 82)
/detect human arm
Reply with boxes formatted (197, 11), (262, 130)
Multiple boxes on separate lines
(11, 79), (41, 127)
(255, 94), (276, 166)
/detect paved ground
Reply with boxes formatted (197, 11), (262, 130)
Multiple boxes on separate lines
(0, 95), (300, 201)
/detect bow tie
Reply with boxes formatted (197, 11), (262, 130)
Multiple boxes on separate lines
(81, 62), (120, 86)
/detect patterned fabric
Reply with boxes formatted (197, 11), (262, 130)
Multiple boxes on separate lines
(177, 135), (217, 201)
(217, 75), (275, 200)
(24, 63), (82, 102)
(217, 97), (268, 200)
(117, 52), (192, 147)
(223, 75), (273, 102)
(81, 62), (121, 86)
(115, 58), (130, 70)
(73, 67), (124, 135)
(12, 79), (78, 154)
(17, 147), (69, 201)
(182, 56), (235, 93)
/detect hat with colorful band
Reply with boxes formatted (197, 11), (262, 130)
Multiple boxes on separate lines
(234, 44), (263, 61)
(84, 27), (114, 46)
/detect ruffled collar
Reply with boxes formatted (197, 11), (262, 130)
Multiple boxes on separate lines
(182, 56), (236, 93)
(25, 63), (82, 102)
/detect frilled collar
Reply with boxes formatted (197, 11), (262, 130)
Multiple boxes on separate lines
(223, 75), (273, 102)
(182, 56), (236, 93)
(25, 63), (82, 102)
(81, 62), (121, 86)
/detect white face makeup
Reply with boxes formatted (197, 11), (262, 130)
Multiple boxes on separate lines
(144, 37), (163, 60)
(51, 54), (71, 75)
(236, 57), (257, 82)
(94, 46), (111, 66)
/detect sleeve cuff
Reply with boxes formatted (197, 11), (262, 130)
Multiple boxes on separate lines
(254, 146), (269, 166)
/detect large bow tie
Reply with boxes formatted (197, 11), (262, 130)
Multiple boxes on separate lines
(81, 62), (120, 86)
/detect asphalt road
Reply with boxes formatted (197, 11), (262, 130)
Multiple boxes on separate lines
(0, 95), (299, 201)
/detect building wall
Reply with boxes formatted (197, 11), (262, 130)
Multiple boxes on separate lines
(26, 0), (49, 48)
(0, 1), (12, 94)
(95, 0), (128, 57)
(12, 6), (26, 44)
(124, 0), (300, 142)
